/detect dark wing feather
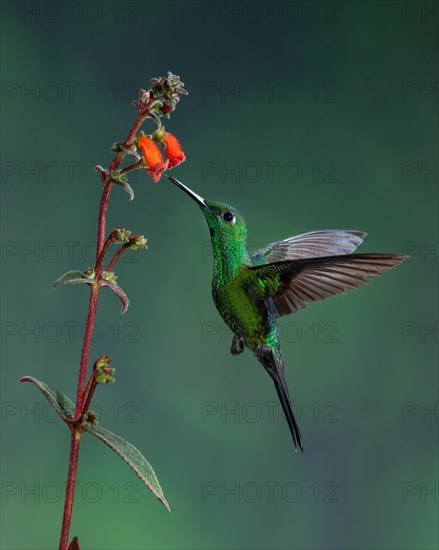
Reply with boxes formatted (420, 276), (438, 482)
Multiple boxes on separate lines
(250, 230), (367, 266)
(249, 253), (407, 317)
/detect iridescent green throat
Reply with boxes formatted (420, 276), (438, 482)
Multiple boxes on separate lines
(210, 229), (249, 282)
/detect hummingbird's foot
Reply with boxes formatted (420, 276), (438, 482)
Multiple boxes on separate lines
(231, 335), (245, 356)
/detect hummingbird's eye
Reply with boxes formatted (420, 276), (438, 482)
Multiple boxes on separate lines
(221, 211), (235, 224)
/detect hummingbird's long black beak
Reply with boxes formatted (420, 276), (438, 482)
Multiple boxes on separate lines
(165, 175), (207, 209)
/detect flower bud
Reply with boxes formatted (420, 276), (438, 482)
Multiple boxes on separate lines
(110, 227), (131, 244)
(94, 354), (112, 370)
(138, 88), (150, 104)
(102, 271), (117, 284)
(96, 367), (116, 384)
(127, 235), (148, 250)
(152, 129), (166, 143)
(85, 268), (95, 280)
(93, 355), (116, 384)
(83, 411), (99, 425)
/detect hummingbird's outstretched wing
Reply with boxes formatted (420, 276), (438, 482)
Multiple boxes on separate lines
(248, 253), (407, 317)
(250, 230), (366, 266)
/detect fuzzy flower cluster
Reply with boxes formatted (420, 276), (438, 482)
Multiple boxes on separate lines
(133, 72), (188, 119)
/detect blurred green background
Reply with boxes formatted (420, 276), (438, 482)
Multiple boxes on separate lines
(1, 1), (437, 549)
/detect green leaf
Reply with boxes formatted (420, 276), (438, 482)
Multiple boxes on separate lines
(96, 165), (108, 176)
(53, 270), (91, 288)
(111, 170), (134, 201)
(101, 281), (130, 314)
(117, 180), (135, 201)
(85, 425), (170, 512)
(19, 376), (74, 422)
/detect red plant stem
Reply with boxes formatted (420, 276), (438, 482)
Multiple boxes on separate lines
(95, 235), (113, 275)
(59, 110), (151, 550)
(95, 114), (146, 264)
(59, 431), (82, 550)
(82, 370), (98, 418)
(106, 245), (129, 273)
(74, 283), (101, 421)
(95, 182), (114, 265)
(118, 159), (145, 176)
(59, 284), (100, 550)
(77, 114), (147, 420)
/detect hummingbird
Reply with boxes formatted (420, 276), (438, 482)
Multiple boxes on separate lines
(166, 175), (406, 452)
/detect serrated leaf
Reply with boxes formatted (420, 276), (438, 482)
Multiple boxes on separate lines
(85, 425), (170, 512)
(116, 180), (135, 201)
(102, 281), (129, 314)
(53, 270), (91, 288)
(19, 376), (75, 422)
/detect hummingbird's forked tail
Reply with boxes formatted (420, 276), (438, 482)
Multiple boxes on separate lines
(255, 344), (304, 453)
(273, 377), (303, 453)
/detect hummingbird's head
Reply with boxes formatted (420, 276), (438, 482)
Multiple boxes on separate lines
(201, 200), (247, 242)
(166, 175), (247, 243)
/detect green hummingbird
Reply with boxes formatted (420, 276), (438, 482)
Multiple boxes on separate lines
(166, 175), (406, 452)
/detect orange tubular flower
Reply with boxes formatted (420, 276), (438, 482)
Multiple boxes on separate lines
(137, 135), (169, 182)
(163, 132), (186, 168)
